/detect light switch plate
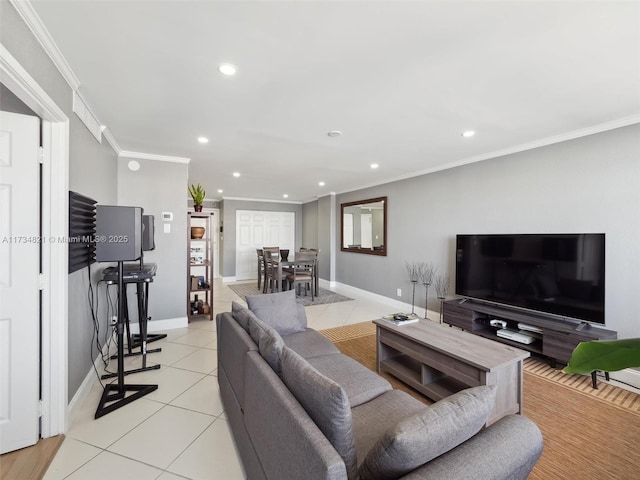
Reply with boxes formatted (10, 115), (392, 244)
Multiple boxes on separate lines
(163, 223), (171, 233)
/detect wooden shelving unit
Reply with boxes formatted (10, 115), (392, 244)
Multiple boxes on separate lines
(187, 212), (214, 322)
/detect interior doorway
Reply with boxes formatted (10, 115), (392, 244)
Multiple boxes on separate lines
(1, 45), (70, 445)
(235, 210), (295, 281)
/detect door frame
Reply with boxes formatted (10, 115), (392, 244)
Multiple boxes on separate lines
(1, 45), (69, 437)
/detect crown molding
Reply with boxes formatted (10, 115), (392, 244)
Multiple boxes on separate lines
(335, 115), (640, 196)
(101, 127), (121, 155)
(72, 91), (102, 143)
(10, 0), (81, 91)
(222, 196), (302, 205)
(119, 150), (191, 164)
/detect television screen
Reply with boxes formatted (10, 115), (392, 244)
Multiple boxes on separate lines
(455, 234), (605, 324)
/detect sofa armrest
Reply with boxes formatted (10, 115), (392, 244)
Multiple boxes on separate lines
(399, 415), (543, 480)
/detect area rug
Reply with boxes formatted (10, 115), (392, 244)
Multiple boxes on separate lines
(321, 323), (640, 479)
(228, 282), (353, 307)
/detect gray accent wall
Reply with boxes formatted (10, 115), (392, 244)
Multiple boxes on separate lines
(221, 199), (302, 277)
(0, 83), (37, 115)
(2, 0), (119, 401)
(335, 125), (640, 339)
(118, 157), (189, 322)
(302, 200), (319, 248)
(317, 195), (334, 281)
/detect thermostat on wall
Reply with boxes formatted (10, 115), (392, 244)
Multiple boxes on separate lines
(162, 212), (173, 221)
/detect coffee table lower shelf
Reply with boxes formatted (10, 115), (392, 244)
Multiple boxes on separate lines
(380, 355), (469, 401)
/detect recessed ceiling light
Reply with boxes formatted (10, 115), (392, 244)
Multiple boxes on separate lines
(462, 130), (475, 138)
(283, 194), (289, 198)
(217, 189), (223, 193)
(327, 130), (342, 137)
(370, 163), (379, 169)
(218, 63), (237, 76)
(318, 181), (326, 187)
(233, 172), (241, 177)
(197, 136), (209, 144)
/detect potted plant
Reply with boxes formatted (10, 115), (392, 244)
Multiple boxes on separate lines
(189, 183), (206, 212)
(563, 338), (640, 387)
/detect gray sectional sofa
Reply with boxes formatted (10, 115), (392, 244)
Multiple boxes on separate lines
(217, 290), (543, 480)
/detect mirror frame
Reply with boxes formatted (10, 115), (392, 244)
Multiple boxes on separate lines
(340, 196), (387, 256)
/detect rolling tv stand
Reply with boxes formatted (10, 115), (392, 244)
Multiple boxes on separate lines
(442, 299), (617, 367)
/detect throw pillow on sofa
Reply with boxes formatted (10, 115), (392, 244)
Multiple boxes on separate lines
(280, 346), (359, 480)
(358, 385), (497, 480)
(248, 316), (285, 374)
(246, 289), (307, 335)
(231, 301), (259, 332)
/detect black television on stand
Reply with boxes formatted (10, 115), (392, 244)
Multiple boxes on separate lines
(455, 234), (605, 325)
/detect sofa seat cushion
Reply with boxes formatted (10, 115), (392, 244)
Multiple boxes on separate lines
(280, 346), (358, 480)
(307, 354), (392, 408)
(246, 289), (306, 335)
(283, 329), (341, 359)
(351, 389), (428, 465)
(358, 385), (497, 480)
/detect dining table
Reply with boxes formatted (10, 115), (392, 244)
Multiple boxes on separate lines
(270, 255), (319, 296)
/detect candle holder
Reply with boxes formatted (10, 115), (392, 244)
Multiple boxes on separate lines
(420, 262), (437, 320)
(435, 274), (449, 324)
(406, 261), (422, 314)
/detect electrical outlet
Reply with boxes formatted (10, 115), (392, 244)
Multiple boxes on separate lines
(397, 288), (402, 297)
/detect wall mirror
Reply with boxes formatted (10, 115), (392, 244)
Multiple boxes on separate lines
(341, 196), (387, 256)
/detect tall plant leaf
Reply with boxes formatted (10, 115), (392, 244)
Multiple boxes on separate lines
(563, 338), (640, 375)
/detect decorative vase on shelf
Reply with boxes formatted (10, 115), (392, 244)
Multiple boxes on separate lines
(194, 205), (203, 212)
(191, 227), (205, 239)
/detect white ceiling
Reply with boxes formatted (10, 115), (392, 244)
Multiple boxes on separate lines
(29, 0), (640, 203)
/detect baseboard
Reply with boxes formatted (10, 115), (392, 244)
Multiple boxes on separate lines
(327, 280), (440, 320)
(222, 276), (237, 283)
(610, 368), (640, 390)
(129, 316), (188, 334)
(67, 332), (116, 429)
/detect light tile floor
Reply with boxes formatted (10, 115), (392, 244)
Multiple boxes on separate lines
(44, 278), (399, 480)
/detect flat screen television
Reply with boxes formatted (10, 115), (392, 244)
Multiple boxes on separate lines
(455, 234), (605, 325)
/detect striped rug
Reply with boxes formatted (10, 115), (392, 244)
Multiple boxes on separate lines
(319, 321), (640, 414)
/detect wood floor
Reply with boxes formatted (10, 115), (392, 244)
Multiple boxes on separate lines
(0, 435), (64, 480)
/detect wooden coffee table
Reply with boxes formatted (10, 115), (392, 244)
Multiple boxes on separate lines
(374, 318), (530, 426)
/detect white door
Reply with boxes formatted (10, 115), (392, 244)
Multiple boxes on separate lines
(235, 210), (295, 281)
(0, 111), (41, 454)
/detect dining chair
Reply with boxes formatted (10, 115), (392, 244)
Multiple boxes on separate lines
(286, 251), (316, 300)
(256, 249), (264, 290)
(262, 250), (276, 293)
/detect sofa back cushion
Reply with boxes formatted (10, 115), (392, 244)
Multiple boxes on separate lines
(358, 385), (497, 480)
(246, 289), (307, 335)
(248, 315), (285, 374)
(280, 346), (358, 480)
